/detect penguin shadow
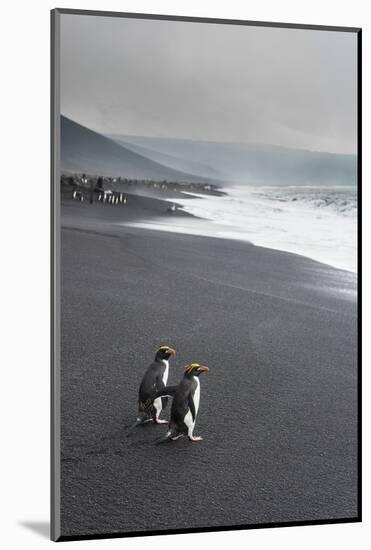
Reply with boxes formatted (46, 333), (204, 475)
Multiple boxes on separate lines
(63, 416), (184, 460)
(126, 424), (170, 447)
(127, 436), (167, 449)
(126, 428), (206, 449)
(120, 415), (174, 447)
(132, 434), (199, 449)
(124, 414), (171, 436)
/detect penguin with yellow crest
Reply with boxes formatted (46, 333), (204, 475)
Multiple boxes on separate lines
(154, 363), (209, 442)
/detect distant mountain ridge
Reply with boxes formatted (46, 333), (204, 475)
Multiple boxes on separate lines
(60, 116), (212, 183)
(109, 134), (356, 186)
(108, 135), (221, 181)
(60, 115), (356, 186)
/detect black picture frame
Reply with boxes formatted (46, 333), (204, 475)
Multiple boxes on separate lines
(51, 8), (362, 542)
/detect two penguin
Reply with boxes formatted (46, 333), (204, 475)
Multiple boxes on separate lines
(136, 345), (209, 442)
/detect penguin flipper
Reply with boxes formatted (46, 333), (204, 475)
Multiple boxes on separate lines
(142, 386), (177, 412)
(188, 395), (196, 423)
(154, 386), (177, 399)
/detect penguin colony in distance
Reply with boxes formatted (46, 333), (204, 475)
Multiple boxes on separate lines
(137, 345), (176, 424)
(136, 347), (209, 442)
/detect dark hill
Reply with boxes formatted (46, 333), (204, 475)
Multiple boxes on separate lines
(60, 116), (212, 183)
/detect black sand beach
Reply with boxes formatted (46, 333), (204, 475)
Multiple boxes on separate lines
(60, 195), (358, 537)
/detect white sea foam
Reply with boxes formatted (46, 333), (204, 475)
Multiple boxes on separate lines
(123, 185), (357, 273)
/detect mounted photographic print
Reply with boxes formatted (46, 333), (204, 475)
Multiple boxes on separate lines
(51, 9), (361, 541)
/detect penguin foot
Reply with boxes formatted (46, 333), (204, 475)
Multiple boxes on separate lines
(126, 418), (153, 437)
(155, 419), (168, 424)
(189, 435), (203, 442)
(169, 434), (183, 441)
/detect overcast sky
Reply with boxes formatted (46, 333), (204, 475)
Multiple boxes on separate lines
(60, 14), (357, 154)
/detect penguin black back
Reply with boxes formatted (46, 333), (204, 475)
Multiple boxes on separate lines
(137, 345), (176, 424)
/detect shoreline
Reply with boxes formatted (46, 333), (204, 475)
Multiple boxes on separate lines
(121, 217), (358, 276)
(62, 180), (357, 274)
(165, 185), (357, 274)
(61, 196), (356, 315)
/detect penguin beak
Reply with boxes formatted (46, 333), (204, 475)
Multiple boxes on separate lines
(198, 366), (209, 373)
(168, 348), (176, 356)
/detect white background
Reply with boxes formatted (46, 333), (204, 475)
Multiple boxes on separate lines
(1, 0), (369, 548)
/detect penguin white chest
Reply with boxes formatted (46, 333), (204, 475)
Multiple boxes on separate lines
(153, 360), (169, 416)
(162, 360), (169, 385)
(184, 378), (200, 436)
(193, 377), (200, 415)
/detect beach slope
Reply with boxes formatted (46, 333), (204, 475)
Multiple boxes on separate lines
(60, 200), (358, 537)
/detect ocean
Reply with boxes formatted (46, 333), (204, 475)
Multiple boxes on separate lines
(123, 185), (357, 273)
